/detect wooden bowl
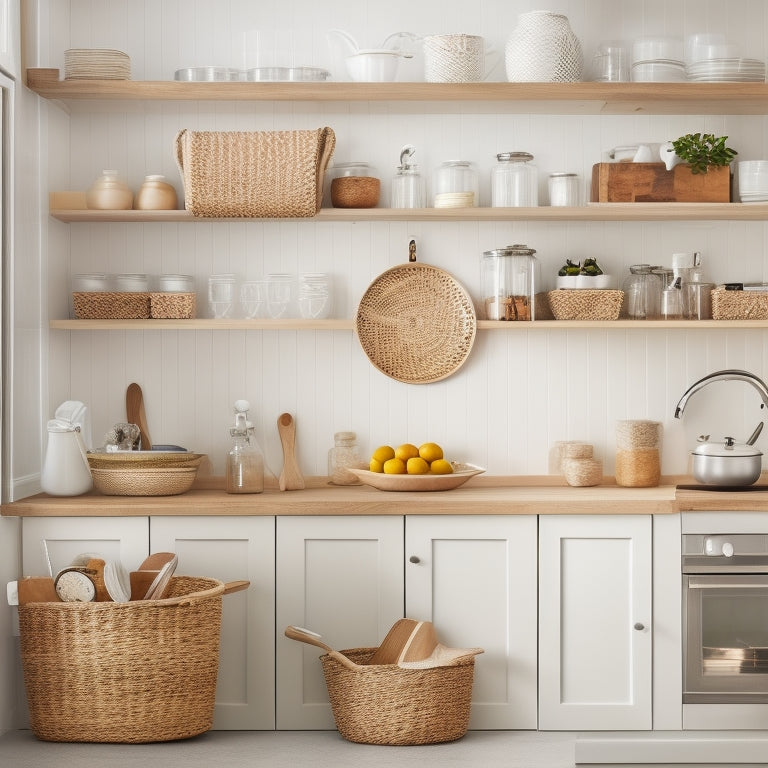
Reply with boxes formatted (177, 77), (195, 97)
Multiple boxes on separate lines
(347, 463), (485, 492)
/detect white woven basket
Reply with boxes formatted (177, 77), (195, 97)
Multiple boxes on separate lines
(424, 34), (485, 83)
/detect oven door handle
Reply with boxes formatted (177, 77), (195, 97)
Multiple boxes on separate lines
(688, 575), (768, 589)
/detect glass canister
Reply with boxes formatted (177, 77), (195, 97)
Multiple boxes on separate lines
(226, 401), (264, 494)
(548, 172), (580, 206)
(298, 273), (332, 319)
(391, 145), (425, 208)
(491, 152), (538, 207)
(86, 169), (133, 210)
(481, 244), (540, 321)
(328, 431), (363, 485)
(615, 420), (661, 487)
(330, 162), (381, 208)
(134, 174), (178, 210)
(621, 264), (662, 319)
(114, 273), (148, 292)
(433, 160), (479, 207)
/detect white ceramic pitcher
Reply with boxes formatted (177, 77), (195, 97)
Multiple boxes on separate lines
(40, 401), (93, 496)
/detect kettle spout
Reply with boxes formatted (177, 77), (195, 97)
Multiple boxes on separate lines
(327, 29), (360, 58)
(675, 369), (768, 419)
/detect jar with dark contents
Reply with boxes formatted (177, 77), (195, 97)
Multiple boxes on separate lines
(330, 162), (381, 208)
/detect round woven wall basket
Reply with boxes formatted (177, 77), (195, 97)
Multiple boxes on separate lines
(356, 249), (477, 384)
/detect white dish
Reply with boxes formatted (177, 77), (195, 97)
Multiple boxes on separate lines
(347, 463), (485, 492)
(556, 274), (613, 290)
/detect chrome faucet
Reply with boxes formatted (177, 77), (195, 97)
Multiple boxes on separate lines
(674, 369), (768, 419)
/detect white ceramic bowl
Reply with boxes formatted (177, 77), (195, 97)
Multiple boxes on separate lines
(631, 61), (686, 82)
(555, 274), (613, 290)
(344, 50), (402, 82)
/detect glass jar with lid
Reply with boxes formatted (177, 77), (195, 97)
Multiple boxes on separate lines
(621, 264), (662, 319)
(491, 152), (538, 207)
(481, 244), (540, 321)
(391, 145), (425, 208)
(86, 169), (133, 210)
(433, 160), (479, 208)
(330, 162), (381, 208)
(328, 431), (363, 485)
(135, 174), (178, 210)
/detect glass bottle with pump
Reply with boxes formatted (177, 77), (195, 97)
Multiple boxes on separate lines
(226, 399), (264, 494)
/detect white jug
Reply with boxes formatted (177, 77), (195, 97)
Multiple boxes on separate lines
(41, 402), (93, 496)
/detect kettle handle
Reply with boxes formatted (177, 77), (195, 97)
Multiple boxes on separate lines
(73, 426), (91, 473)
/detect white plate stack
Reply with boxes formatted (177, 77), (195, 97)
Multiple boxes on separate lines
(684, 33), (765, 82)
(631, 36), (685, 82)
(64, 48), (131, 80)
(737, 161), (768, 203)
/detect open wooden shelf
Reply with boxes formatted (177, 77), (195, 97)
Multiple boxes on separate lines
(27, 68), (768, 115)
(49, 203), (768, 224)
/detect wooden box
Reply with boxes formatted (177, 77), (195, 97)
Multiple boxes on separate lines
(591, 162), (731, 203)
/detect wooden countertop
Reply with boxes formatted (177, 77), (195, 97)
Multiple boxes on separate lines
(6, 475), (768, 517)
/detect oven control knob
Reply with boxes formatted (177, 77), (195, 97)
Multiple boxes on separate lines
(722, 541), (734, 557)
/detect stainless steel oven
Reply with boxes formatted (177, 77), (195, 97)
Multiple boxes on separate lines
(683, 534), (768, 703)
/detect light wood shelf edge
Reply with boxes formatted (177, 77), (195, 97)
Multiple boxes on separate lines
(49, 203), (768, 223)
(26, 69), (768, 115)
(48, 319), (768, 331)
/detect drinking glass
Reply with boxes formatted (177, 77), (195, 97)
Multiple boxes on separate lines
(208, 274), (236, 318)
(240, 280), (268, 319)
(266, 273), (294, 318)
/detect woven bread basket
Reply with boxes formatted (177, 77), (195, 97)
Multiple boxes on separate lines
(547, 289), (624, 320)
(356, 243), (476, 384)
(87, 452), (205, 470)
(320, 647), (476, 745)
(90, 466), (198, 495)
(175, 127), (336, 218)
(18, 576), (224, 743)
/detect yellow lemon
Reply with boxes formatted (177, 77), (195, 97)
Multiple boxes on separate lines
(369, 458), (384, 473)
(430, 459), (454, 475)
(406, 457), (430, 475)
(395, 443), (419, 462)
(419, 442), (444, 464)
(372, 445), (395, 464)
(383, 457), (407, 474)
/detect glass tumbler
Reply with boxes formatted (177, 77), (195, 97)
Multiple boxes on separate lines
(298, 273), (332, 319)
(208, 273), (236, 318)
(240, 280), (268, 319)
(266, 273), (294, 318)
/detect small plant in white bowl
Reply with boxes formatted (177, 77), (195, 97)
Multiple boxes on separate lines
(556, 257), (612, 289)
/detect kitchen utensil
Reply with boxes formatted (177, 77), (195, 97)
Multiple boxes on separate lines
(691, 435), (763, 486)
(126, 382), (152, 449)
(355, 239), (477, 384)
(398, 620), (438, 663)
(747, 422), (764, 445)
(347, 463), (485, 492)
(327, 29), (414, 82)
(365, 618), (420, 665)
(277, 413), (305, 490)
(41, 401), (93, 497)
(284, 625), (360, 670)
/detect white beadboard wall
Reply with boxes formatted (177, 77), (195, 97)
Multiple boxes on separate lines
(27, 0), (768, 483)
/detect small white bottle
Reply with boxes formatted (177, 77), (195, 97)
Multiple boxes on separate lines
(226, 400), (264, 494)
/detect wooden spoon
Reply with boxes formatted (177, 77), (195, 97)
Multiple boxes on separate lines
(284, 625), (359, 671)
(366, 618), (420, 665)
(277, 413), (305, 491)
(126, 382), (152, 450)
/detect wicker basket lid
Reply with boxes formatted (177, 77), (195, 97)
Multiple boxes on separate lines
(356, 241), (477, 384)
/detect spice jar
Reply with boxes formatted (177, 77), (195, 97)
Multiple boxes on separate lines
(491, 152), (538, 207)
(134, 174), (178, 210)
(481, 244), (540, 321)
(328, 431), (363, 486)
(433, 160), (479, 207)
(548, 172), (580, 206)
(391, 145), (425, 208)
(615, 420), (661, 487)
(330, 162), (380, 208)
(86, 170), (133, 210)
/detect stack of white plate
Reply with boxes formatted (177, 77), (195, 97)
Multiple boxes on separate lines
(64, 48), (131, 80)
(686, 58), (765, 82)
(434, 192), (475, 208)
(738, 160), (768, 203)
(631, 36), (685, 82)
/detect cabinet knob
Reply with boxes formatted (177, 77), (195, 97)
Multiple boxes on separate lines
(634, 622), (645, 631)
(409, 555), (420, 564)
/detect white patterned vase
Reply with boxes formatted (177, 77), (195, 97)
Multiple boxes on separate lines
(505, 11), (583, 82)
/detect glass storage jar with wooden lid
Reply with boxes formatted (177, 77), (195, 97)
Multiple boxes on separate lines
(481, 244), (540, 321)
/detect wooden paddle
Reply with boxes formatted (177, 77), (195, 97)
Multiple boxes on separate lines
(277, 413), (305, 490)
(126, 382), (152, 449)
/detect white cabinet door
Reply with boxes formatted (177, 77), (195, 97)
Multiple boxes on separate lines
(275, 516), (404, 729)
(405, 515), (538, 730)
(22, 516), (148, 576)
(538, 515), (652, 731)
(150, 516), (275, 730)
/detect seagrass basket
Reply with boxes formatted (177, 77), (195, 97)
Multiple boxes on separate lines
(711, 288), (768, 320)
(320, 647), (476, 745)
(547, 289), (624, 320)
(18, 576), (225, 743)
(72, 291), (151, 319)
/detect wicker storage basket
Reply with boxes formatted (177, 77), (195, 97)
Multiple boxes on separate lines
(175, 127), (336, 218)
(150, 291), (196, 319)
(547, 289), (624, 320)
(18, 576), (224, 743)
(320, 647), (476, 745)
(90, 466), (199, 495)
(711, 288), (768, 320)
(73, 291), (151, 319)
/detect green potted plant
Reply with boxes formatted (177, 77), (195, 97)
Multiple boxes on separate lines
(662, 133), (738, 174)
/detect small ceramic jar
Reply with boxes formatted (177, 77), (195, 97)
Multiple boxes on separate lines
(86, 170), (133, 210)
(135, 174), (178, 210)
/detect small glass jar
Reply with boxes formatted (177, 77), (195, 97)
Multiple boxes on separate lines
(328, 431), (363, 485)
(433, 160), (479, 207)
(208, 273), (237, 318)
(391, 146), (425, 209)
(548, 172), (580, 206)
(86, 169), (133, 210)
(114, 273), (148, 292)
(158, 274), (194, 293)
(615, 420), (661, 488)
(72, 273), (109, 292)
(226, 426), (264, 494)
(298, 273), (332, 319)
(330, 162), (380, 208)
(481, 244), (540, 321)
(621, 264), (662, 319)
(135, 174), (178, 210)
(491, 152), (538, 207)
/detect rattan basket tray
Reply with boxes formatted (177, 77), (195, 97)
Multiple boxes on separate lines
(547, 289), (624, 320)
(90, 466), (199, 495)
(18, 576), (224, 743)
(356, 245), (476, 384)
(711, 288), (768, 320)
